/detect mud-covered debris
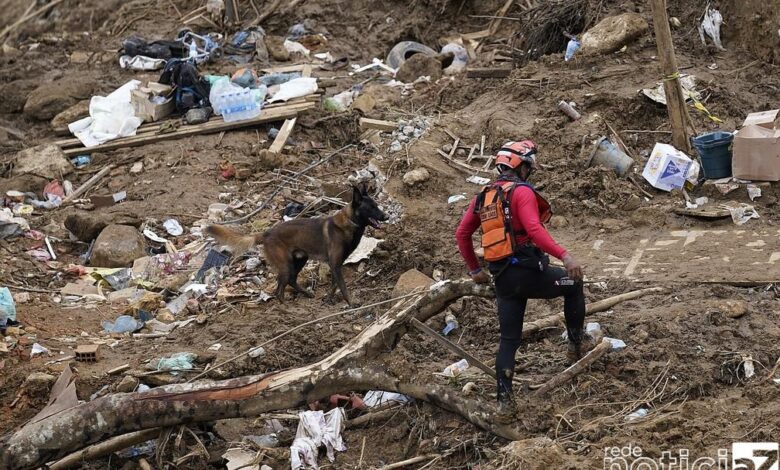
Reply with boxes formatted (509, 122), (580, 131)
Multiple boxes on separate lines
(11, 144), (73, 179)
(402, 167), (430, 187)
(580, 12), (649, 55)
(392, 269), (434, 297)
(91, 224), (147, 268)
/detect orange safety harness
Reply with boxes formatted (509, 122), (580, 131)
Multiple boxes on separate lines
(474, 181), (552, 263)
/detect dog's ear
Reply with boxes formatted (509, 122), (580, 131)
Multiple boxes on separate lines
(351, 185), (363, 207)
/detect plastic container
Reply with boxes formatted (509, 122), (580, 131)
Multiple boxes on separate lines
(0, 287), (17, 325)
(209, 78), (262, 123)
(587, 137), (634, 176)
(692, 131), (734, 179)
(442, 312), (459, 336)
(565, 39), (581, 61)
(442, 359), (469, 377)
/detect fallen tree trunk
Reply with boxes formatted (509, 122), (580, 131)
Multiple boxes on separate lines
(1, 281), (504, 469)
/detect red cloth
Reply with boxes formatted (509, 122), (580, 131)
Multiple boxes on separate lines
(455, 185), (568, 271)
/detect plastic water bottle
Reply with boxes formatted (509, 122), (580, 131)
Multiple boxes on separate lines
(625, 408), (648, 421)
(443, 359), (469, 377)
(565, 38), (580, 61)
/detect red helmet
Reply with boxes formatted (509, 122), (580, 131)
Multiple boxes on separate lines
(495, 140), (537, 171)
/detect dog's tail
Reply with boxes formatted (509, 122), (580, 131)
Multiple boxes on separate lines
(204, 225), (262, 256)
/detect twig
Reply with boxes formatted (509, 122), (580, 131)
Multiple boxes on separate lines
(251, 0), (283, 25)
(62, 165), (114, 204)
(723, 60), (760, 76)
(166, 0), (182, 18)
(358, 436), (366, 469)
(533, 339), (611, 395)
(381, 454), (441, 470)
(187, 291), (425, 382)
(49, 429), (161, 470)
(410, 318), (495, 378)
(224, 145), (354, 224)
(628, 174), (654, 199)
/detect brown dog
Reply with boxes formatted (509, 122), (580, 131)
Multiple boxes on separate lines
(205, 186), (388, 306)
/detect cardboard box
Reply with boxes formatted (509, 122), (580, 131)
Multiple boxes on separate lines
(742, 110), (779, 130)
(642, 143), (700, 191)
(732, 125), (780, 181)
(131, 87), (175, 122)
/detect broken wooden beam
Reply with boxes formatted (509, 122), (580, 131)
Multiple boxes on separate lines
(268, 117), (296, 153)
(533, 339), (611, 395)
(410, 318), (496, 379)
(60, 102), (314, 156)
(62, 164), (115, 203)
(466, 67), (513, 79)
(437, 148), (494, 177)
(359, 118), (397, 132)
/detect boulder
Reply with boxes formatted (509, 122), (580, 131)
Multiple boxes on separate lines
(11, 144), (73, 179)
(115, 375), (139, 393)
(51, 100), (90, 128)
(0, 79), (38, 114)
(580, 13), (649, 55)
(548, 215), (569, 229)
(265, 35), (290, 61)
(396, 53), (443, 83)
(91, 225), (147, 268)
(64, 212), (141, 242)
(403, 168), (431, 187)
(717, 299), (748, 319)
(23, 78), (96, 121)
(392, 269), (434, 297)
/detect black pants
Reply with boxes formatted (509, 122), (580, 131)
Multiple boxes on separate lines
(488, 262), (586, 399)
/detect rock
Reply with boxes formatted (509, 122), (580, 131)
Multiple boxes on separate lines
(395, 53), (443, 83)
(0, 79), (38, 114)
(196, 314), (208, 325)
(621, 194), (642, 211)
(91, 225), (147, 268)
(392, 269), (434, 297)
(548, 215), (568, 229)
(257, 149), (285, 170)
(130, 161), (144, 174)
(265, 35), (290, 61)
(50, 100), (90, 128)
(186, 298), (200, 314)
(13, 292), (31, 304)
(403, 168), (431, 187)
(390, 140), (402, 152)
(351, 93), (376, 114)
(502, 437), (565, 468)
(23, 78), (97, 121)
(718, 299), (748, 319)
(599, 218), (625, 232)
(442, 143), (453, 153)
(11, 144), (73, 179)
(64, 212), (141, 242)
(580, 13), (649, 55)
(116, 375), (139, 393)
(23, 372), (56, 397)
(155, 309), (175, 323)
(402, 125), (415, 136)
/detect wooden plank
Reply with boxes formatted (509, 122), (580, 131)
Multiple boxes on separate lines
(63, 164), (115, 203)
(359, 118), (396, 132)
(268, 117), (296, 153)
(301, 64), (313, 77)
(411, 318), (496, 379)
(650, 0), (691, 154)
(466, 67), (512, 79)
(462, 29), (491, 41)
(437, 148), (494, 177)
(465, 144), (478, 163)
(61, 103), (314, 156)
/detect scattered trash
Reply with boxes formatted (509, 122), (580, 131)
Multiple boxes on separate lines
(686, 196), (709, 209)
(558, 100), (581, 121)
(119, 54), (166, 71)
(741, 354), (755, 379)
(223, 448), (260, 470)
(625, 407), (649, 421)
(466, 175), (490, 186)
(284, 39), (310, 57)
(564, 38), (580, 61)
(163, 219), (183, 236)
(692, 131), (734, 180)
(102, 315), (144, 334)
(722, 203), (760, 226)
(31, 343), (50, 357)
(268, 77), (318, 103)
(290, 409), (347, 470)
(362, 391), (412, 408)
(208, 343), (222, 352)
(155, 352), (197, 371)
(604, 337), (627, 351)
(448, 194), (466, 204)
(442, 312), (459, 336)
(248, 346), (266, 358)
(70, 155), (91, 169)
(442, 358), (469, 377)
(698, 5), (725, 51)
(386, 41), (437, 69)
(116, 440), (156, 458)
(747, 184), (762, 201)
(642, 143), (700, 192)
(344, 237), (383, 264)
(323, 88), (358, 112)
(587, 137), (634, 177)
(244, 434), (280, 448)
(742, 109), (779, 130)
(210, 78), (262, 123)
(441, 42), (468, 75)
(642, 75), (700, 106)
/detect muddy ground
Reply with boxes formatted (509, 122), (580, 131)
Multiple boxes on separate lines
(0, 0), (779, 469)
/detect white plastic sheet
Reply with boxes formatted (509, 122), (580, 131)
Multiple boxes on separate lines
(119, 55), (165, 71)
(698, 6), (725, 51)
(69, 80), (143, 148)
(268, 77), (318, 103)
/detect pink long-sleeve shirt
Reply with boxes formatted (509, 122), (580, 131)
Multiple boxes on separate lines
(455, 185), (567, 271)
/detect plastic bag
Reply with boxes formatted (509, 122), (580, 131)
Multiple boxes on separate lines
(102, 315), (143, 333)
(0, 287), (17, 325)
(268, 77), (318, 103)
(156, 352), (197, 371)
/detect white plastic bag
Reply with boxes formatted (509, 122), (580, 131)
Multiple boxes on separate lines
(69, 80), (143, 147)
(698, 6), (725, 51)
(290, 409), (346, 470)
(269, 77), (318, 103)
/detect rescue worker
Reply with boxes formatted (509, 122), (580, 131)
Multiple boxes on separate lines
(455, 140), (587, 412)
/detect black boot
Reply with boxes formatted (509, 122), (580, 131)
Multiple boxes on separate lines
(496, 368), (517, 421)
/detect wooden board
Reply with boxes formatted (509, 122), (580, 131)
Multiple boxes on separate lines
(268, 117), (296, 154)
(61, 102), (314, 156)
(359, 118), (397, 132)
(466, 67), (512, 79)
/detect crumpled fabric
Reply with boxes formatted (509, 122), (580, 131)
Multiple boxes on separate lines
(68, 80), (143, 147)
(290, 409), (346, 470)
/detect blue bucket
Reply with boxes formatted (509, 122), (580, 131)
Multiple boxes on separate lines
(692, 131), (734, 179)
